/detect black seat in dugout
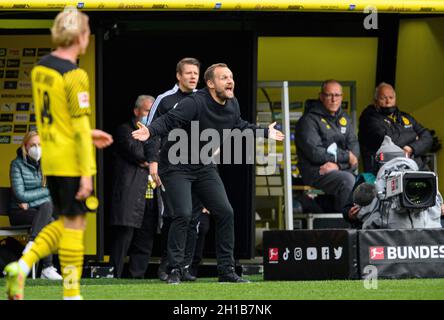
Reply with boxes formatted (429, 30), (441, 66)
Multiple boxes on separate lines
(0, 187), (32, 237)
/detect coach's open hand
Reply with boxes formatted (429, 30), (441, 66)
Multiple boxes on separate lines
(268, 122), (285, 141)
(132, 122), (151, 141)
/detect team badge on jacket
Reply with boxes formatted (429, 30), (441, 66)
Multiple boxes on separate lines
(339, 117), (347, 134)
(402, 116), (412, 128)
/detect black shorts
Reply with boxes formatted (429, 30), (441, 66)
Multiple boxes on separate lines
(46, 176), (90, 217)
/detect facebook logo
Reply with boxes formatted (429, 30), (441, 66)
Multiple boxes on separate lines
(321, 247), (330, 260)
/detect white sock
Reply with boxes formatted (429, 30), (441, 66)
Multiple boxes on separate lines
(18, 259), (31, 276)
(63, 295), (82, 300)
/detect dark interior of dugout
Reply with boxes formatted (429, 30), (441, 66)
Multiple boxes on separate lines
(101, 28), (257, 262)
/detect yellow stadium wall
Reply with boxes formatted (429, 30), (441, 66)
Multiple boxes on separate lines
(396, 17), (444, 192)
(257, 36), (378, 117)
(257, 37), (378, 175)
(0, 34), (97, 255)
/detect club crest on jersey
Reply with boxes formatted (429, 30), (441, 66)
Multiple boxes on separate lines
(78, 92), (90, 109)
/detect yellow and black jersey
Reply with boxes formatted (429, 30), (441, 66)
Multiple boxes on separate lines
(31, 54), (96, 177)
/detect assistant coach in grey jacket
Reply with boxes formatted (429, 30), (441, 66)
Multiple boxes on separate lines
(295, 80), (359, 212)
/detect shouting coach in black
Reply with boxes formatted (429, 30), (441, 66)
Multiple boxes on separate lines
(132, 63), (284, 284)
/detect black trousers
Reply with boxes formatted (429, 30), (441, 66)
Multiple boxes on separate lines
(159, 193), (203, 269)
(160, 212), (210, 275)
(161, 166), (234, 274)
(190, 212), (211, 275)
(312, 170), (356, 212)
(110, 198), (158, 278)
(9, 201), (54, 269)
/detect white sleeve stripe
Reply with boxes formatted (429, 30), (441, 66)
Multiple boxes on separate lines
(147, 84), (179, 125)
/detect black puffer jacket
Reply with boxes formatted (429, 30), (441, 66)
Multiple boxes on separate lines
(295, 100), (359, 186)
(358, 105), (432, 172)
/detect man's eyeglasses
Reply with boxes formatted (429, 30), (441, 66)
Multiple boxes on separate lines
(322, 93), (343, 99)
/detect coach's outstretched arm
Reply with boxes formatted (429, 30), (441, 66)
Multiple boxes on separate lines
(132, 96), (198, 142)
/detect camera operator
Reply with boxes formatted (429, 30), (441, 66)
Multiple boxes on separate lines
(343, 136), (443, 229)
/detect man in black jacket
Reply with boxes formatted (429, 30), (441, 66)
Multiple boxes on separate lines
(295, 80), (359, 213)
(359, 82), (433, 173)
(109, 95), (157, 278)
(133, 63), (284, 284)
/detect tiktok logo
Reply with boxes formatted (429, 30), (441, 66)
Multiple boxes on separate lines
(283, 248), (290, 261)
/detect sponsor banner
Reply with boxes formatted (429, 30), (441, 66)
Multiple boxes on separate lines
(14, 113), (29, 122)
(0, 124), (12, 133)
(4, 81), (17, 90)
(29, 113), (36, 123)
(0, 0), (442, 12)
(263, 230), (358, 280)
(22, 48), (36, 57)
(1, 93), (32, 99)
(16, 102), (29, 111)
(18, 81), (31, 89)
(0, 136), (11, 144)
(1, 103), (15, 112)
(6, 59), (20, 68)
(13, 124), (27, 133)
(0, 58), (4, 67)
(20, 68), (32, 80)
(28, 124), (37, 132)
(7, 48), (20, 57)
(359, 229), (444, 279)
(0, 48), (6, 56)
(21, 59), (35, 67)
(0, 113), (13, 122)
(12, 135), (24, 144)
(5, 69), (19, 79)
(37, 48), (51, 57)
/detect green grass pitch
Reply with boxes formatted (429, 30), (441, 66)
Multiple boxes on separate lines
(1, 275), (444, 300)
